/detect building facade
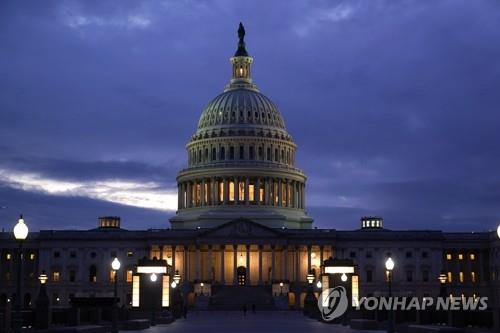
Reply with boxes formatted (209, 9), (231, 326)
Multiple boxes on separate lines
(0, 24), (499, 313)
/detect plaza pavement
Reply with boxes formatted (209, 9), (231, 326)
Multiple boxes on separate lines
(120, 311), (384, 333)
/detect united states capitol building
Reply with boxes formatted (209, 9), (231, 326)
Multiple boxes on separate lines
(1, 24), (499, 313)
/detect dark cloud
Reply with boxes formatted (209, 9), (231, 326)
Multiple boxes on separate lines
(1, 0), (499, 231)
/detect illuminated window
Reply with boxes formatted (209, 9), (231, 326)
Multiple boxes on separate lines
(238, 181), (245, 201)
(127, 251), (134, 258)
(446, 253), (452, 260)
(162, 275), (170, 307)
(471, 271), (476, 283)
(132, 276), (140, 307)
(259, 185), (264, 203)
(458, 254), (463, 260)
(470, 253), (475, 260)
(282, 184), (286, 206)
(204, 183), (208, 203)
(126, 270), (133, 283)
(52, 271), (60, 282)
(6, 253), (11, 260)
(89, 265), (97, 283)
(447, 272), (453, 283)
(249, 184), (255, 202)
(229, 181), (235, 201)
(459, 271), (464, 283)
(274, 183), (279, 205)
(29, 253), (35, 260)
(110, 270), (117, 283)
(219, 181), (224, 202)
(351, 275), (359, 306)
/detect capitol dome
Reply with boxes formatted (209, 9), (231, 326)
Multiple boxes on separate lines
(170, 23), (313, 230)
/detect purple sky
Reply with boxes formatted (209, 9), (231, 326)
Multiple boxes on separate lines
(1, 0), (500, 232)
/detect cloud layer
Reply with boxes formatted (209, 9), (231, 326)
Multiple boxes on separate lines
(1, 0), (499, 231)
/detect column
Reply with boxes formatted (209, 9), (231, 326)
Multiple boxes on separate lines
(271, 245), (276, 281)
(223, 177), (228, 205)
(295, 246), (300, 282)
(172, 245), (176, 272)
(278, 179), (282, 206)
(246, 245), (251, 285)
(233, 245), (238, 285)
(307, 245), (312, 273)
(264, 178), (270, 205)
(220, 245), (225, 285)
(301, 183), (305, 209)
(234, 176), (239, 205)
(245, 177), (250, 205)
(201, 179), (205, 206)
(283, 246), (288, 281)
(186, 182), (192, 208)
(196, 246), (201, 281)
(177, 183), (182, 209)
(210, 177), (215, 205)
(183, 245), (189, 282)
(284, 179), (288, 207)
(256, 178), (261, 205)
(320, 245), (324, 268)
(258, 245), (263, 285)
(208, 245), (213, 281)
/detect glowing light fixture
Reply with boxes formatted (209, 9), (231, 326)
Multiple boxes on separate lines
(385, 257), (395, 271)
(306, 272), (315, 284)
(150, 273), (157, 282)
(316, 280), (322, 289)
(111, 257), (121, 271)
(38, 272), (48, 285)
(14, 215), (28, 240)
(341, 273), (348, 282)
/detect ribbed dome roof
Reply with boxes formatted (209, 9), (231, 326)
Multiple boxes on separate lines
(197, 88), (286, 131)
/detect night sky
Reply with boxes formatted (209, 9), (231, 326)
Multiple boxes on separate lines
(1, 0), (499, 232)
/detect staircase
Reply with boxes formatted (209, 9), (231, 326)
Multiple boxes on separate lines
(207, 286), (276, 310)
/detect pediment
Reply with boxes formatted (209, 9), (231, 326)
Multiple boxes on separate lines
(198, 218), (280, 239)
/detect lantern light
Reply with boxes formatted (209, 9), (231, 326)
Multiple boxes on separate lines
(173, 270), (181, 284)
(341, 273), (348, 282)
(385, 257), (395, 271)
(306, 272), (315, 284)
(38, 272), (48, 285)
(111, 257), (121, 271)
(150, 273), (157, 282)
(316, 280), (322, 289)
(171, 281), (177, 288)
(13, 215), (28, 240)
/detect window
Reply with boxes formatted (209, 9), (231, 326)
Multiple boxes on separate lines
(52, 293), (59, 305)
(470, 253), (475, 260)
(69, 270), (76, 283)
(349, 252), (356, 258)
(422, 270), (429, 282)
(126, 270), (133, 283)
(90, 252), (97, 259)
(406, 270), (413, 282)
(229, 146), (235, 160)
(422, 252), (428, 259)
(6, 253), (11, 260)
(366, 270), (373, 282)
(459, 271), (464, 283)
(52, 271), (60, 282)
(249, 184), (255, 202)
(220, 147), (225, 160)
(229, 181), (235, 201)
(111, 251), (117, 258)
(110, 270), (117, 283)
(70, 251), (77, 258)
(212, 147), (216, 161)
(366, 252), (372, 259)
(447, 272), (453, 283)
(458, 254), (464, 260)
(239, 146), (244, 159)
(266, 148), (271, 161)
(53, 252), (60, 258)
(258, 146), (263, 159)
(249, 146), (254, 160)
(274, 148), (278, 161)
(127, 252), (134, 258)
(219, 181), (224, 202)
(471, 272), (476, 283)
(89, 265), (97, 283)
(238, 181), (245, 201)
(446, 253), (452, 260)
(406, 251), (412, 258)
(29, 253), (35, 260)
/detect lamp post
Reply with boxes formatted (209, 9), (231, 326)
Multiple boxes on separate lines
(172, 271), (183, 319)
(304, 271), (317, 318)
(438, 271), (449, 325)
(35, 271), (50, 329)
(111, 257), (121, 333)
(279, 282), (284, 296)
(385, 257), (395, 333)
(13, 215), (28, 333)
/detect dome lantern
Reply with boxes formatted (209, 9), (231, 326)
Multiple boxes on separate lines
(226, 22), (258, 92)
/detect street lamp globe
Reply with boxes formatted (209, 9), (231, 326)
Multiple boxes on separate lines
(171, 281), (177, 288)
(497, 224), (500, 239)
(111, 257), (121, 271)
(438, 272), (447, 284)
(38, 272), (48, 285)
(279, 282), (283, 287)
(150, 273), (157, 282)
(341, 273), (348, 282)
(316, 280), (322, 289)
(385, 257), (395, 271)
(13, 215), (28, 240)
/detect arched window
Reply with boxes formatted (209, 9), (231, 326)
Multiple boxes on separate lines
(267, 148), (271, 161)
(229, 146), (235, 160)
(249, 146), (255, 160)
(89, 265), (97, 283)
(220, 147), (225, 160)
(212, 147), (217, 161)
(274, 149), (278, 162)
